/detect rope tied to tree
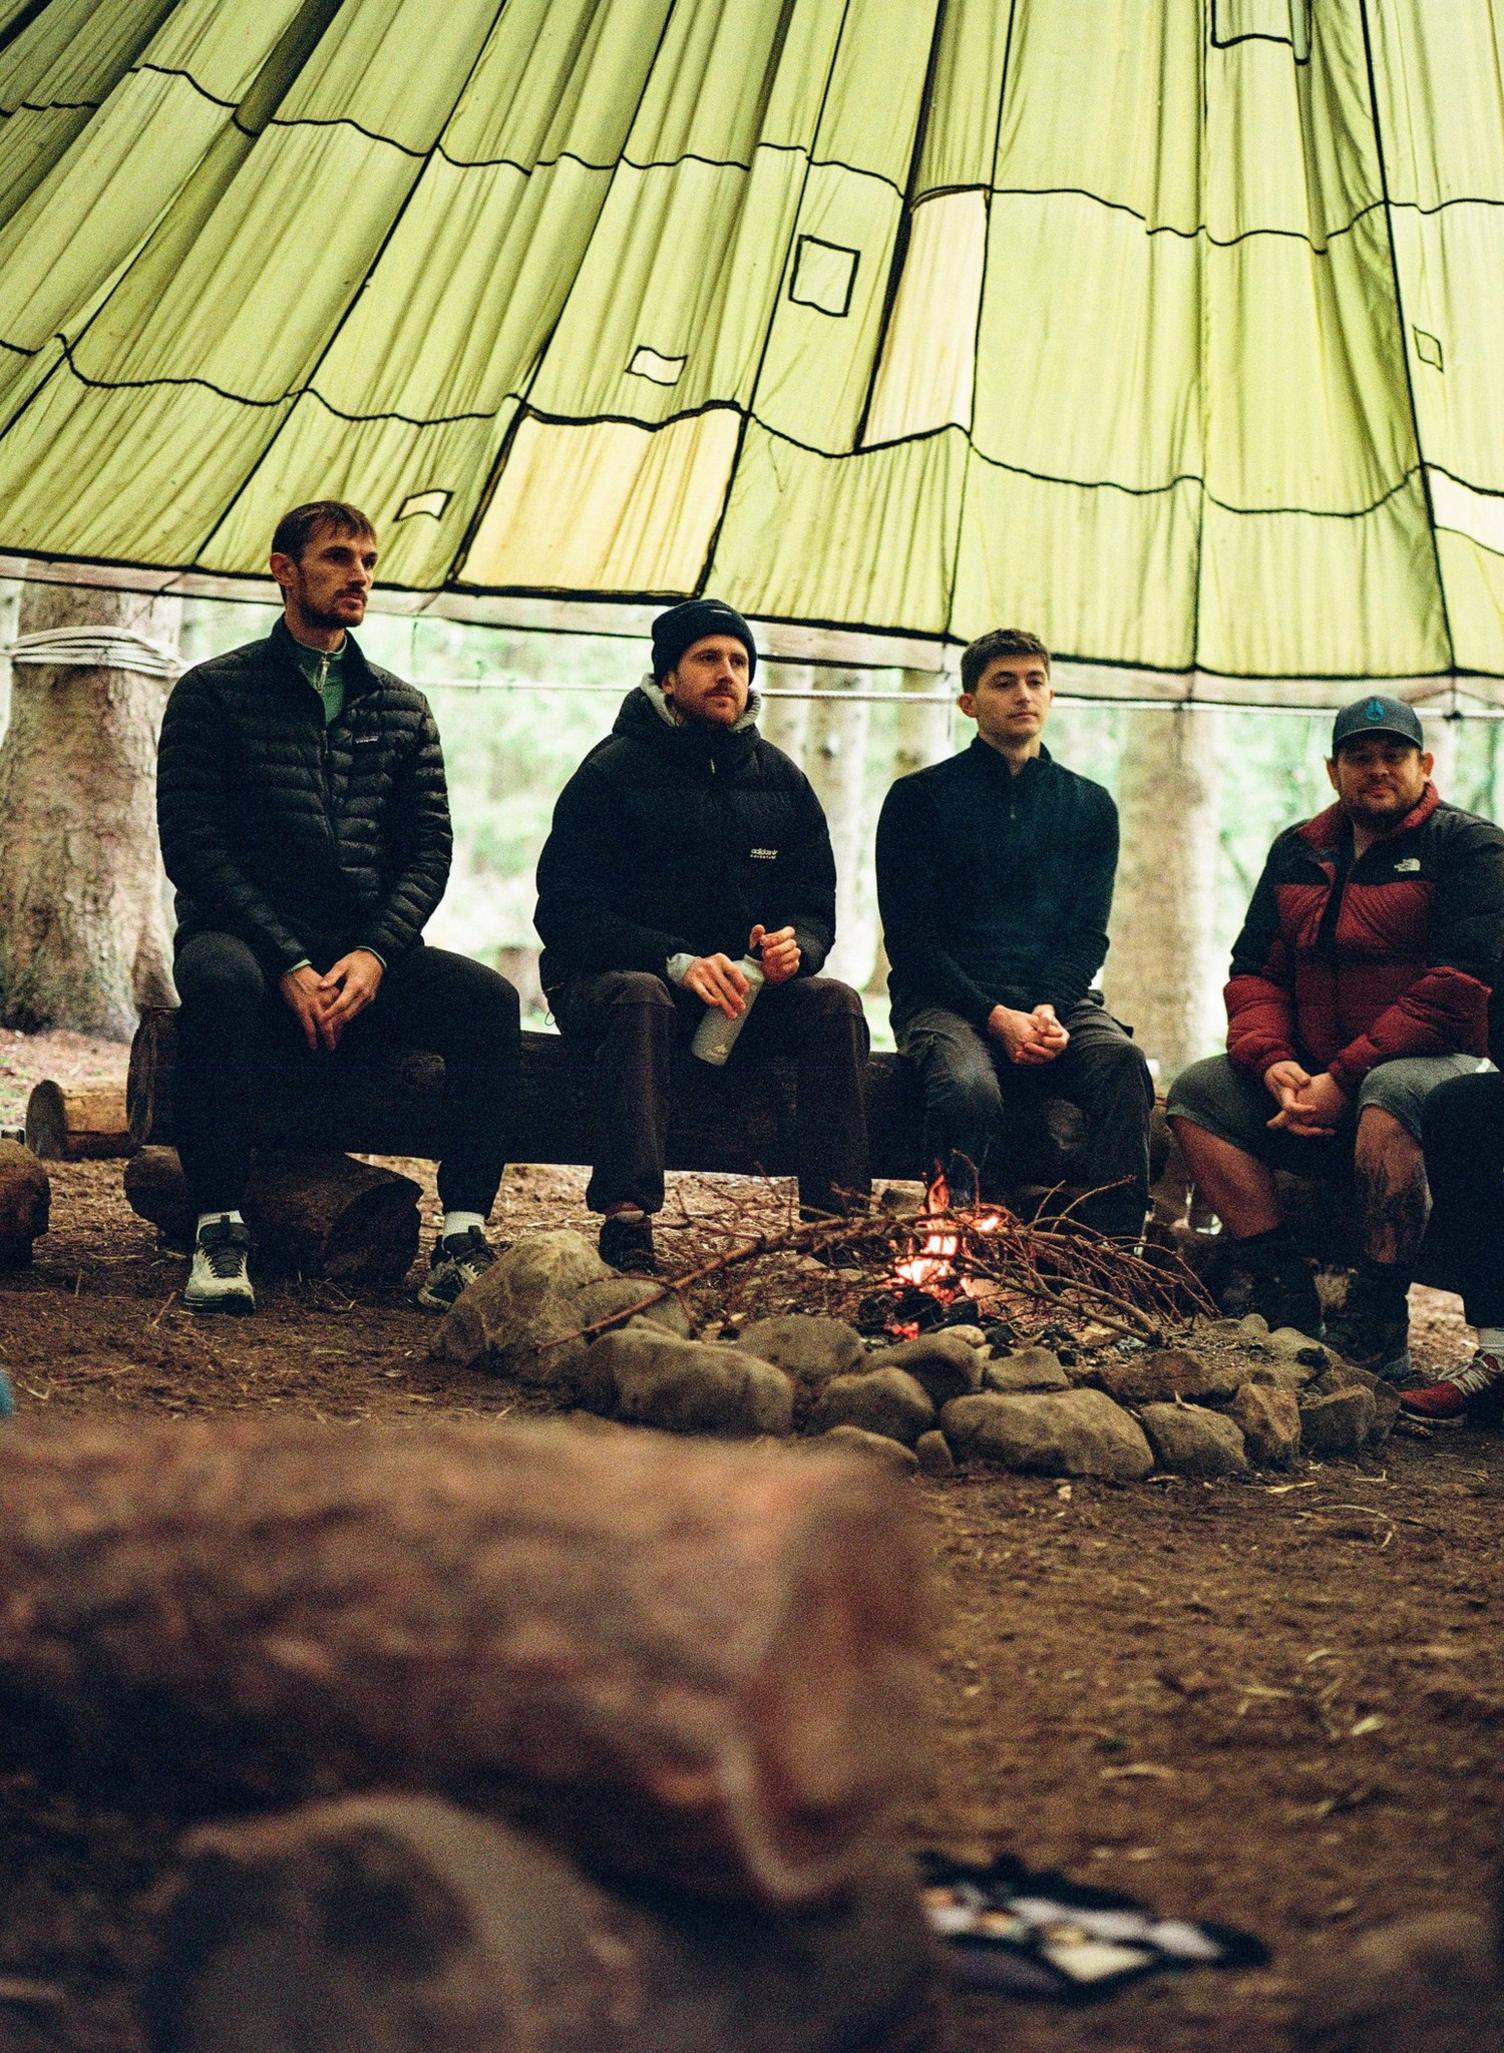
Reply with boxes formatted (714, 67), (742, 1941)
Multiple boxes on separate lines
(7, 627), (182, 680)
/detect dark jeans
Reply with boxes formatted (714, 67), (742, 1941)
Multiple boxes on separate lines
(1423, 1070), (1504, 1326)
(173, 933), (520, 1218)
(895, 1000), (1154, 1235)
(547, 969), (871, 1216)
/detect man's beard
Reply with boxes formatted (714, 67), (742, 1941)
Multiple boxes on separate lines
(1343, 787), (1416, 828)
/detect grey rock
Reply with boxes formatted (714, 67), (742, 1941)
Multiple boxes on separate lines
(1249, 1360), (1318, 1397)
(938, 1324), (987, 1348)
(1299, 1386), (1376, 1458)
(1229, 1381), (1301, 1467)
(735, 1314), (864, 1383)
(915, 1429), (956, 1478)
(1268, 1327), (1330, 1364)
(1307, 1360), (1401, 1447)
(1294, 1910), (1504, 2053)
(814, 1368), (936, 1446)
(865, 1331), (982, 1405)
(1237, 1312), (1271, 1339)
(1139, 1402), (1250, 1478)
(586, 1328), (795, 1437)
(984, 1347), (1070, 1393)
(941, 1390), (1154, 1480)
(1089, 1346), (1245, 1405)
(817, 1424), (920, 1473)
(432, 1229), (614, 1378)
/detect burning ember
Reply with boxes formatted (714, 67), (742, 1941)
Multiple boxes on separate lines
(883, 1174), (1008, 1335)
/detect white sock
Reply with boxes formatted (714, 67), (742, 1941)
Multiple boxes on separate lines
(1476, 1328), (1504, 1356)
(195, 1210), (244, 1239)
(443, 1210), (485, 1242)
(606, 1206), (647, 1222)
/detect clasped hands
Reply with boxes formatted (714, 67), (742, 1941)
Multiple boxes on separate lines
(1264, 1059), (1348, 1136)
(987, 1002), (1070, 1066)
(277, 950), (384, 1051)
(681, 924), (800, 1017)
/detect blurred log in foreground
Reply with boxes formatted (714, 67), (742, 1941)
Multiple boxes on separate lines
(0, 1138), (48, 1266)
(146, 1795), (934, 2053)
(0, 1416), (929, 1909)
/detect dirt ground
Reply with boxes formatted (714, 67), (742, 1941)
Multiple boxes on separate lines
(1, 1027), (1502, 2053)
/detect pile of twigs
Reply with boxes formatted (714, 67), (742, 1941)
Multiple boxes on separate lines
(571, 1182), (1213, 1353)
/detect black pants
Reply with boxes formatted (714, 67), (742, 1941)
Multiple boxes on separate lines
(547, 969), (871, 1216)
(895, 1000), (1154, 1235)
(1423, 1069), (1504, 1326)
(173, 933), (520, 1218)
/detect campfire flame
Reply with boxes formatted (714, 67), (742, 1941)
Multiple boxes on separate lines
(891, 1172), (1005, 1301)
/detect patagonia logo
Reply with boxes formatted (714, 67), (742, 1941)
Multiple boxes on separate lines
(750, 846), (778, 860)
(1393, 857), (1421, 872)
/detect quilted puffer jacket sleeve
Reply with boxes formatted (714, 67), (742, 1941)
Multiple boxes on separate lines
(157, 667), (310, 977)
(767, 770), (835, 977)
(1224, 842), (1303, 1077)
(354, 699), (452, 964)
(1328, 821), (1504, 1090)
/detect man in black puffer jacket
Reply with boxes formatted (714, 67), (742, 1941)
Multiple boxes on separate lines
(535, 599), (870, 1272)
(157, 500), (519, 1316)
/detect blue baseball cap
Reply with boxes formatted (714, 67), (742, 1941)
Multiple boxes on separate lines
(1331, 694), (1425, 753)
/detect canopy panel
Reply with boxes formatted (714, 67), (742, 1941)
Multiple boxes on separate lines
(0, 0), (1502, 694)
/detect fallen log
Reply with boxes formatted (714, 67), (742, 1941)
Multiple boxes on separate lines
(145, 1795), (934, 2053)
(128, 1006), (1169, 1191)
(123, 1145), (422, 1284)
(23, 1080), (131, 1161)
(0, 1139), (49, 1267)
(0, 1416), (929, 1909)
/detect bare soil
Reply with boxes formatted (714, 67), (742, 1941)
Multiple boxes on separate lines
(1, 1029), (1502, 2053)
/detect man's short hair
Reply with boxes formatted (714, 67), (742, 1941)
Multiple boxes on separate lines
(271, 500), (376, 563)
(960, 628), (1051, 695)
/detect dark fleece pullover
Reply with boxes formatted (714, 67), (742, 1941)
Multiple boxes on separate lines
(876, 740), (1119, 1031)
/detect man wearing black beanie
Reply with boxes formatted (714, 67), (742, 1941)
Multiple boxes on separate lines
(535, 600), (870, 1272)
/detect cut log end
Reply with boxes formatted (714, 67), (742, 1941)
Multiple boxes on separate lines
(0, 1139), (49, 1266)
(25, 1080), (132, 1161)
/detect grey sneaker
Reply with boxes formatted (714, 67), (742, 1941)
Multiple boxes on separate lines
(416, 1226), (497, 1311)
(182, 1219), (255, 1316)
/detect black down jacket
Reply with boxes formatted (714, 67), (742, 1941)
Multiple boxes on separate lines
(157, 622), (451, 976)
(535, 685), (836, 988)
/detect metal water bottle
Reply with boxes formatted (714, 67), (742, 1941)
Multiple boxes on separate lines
(690, 953), (766, 1065)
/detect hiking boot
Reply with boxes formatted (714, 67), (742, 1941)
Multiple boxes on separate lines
(416, 1226), (498, 1311)
(1211, 1243), (1322, 1339)
(1400, 1349), (1504, 1424)
(182, 1218), (255, 1316)
(599, 1213), (658, 1275)
(1323, 1297), (1413, 1386)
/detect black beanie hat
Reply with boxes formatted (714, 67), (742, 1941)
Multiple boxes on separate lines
(651, 598), (757, 683)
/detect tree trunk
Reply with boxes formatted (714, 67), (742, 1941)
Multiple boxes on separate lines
(0, 1417), (930, 1909)
(123, 1146), (422, 1282)
(805, 671), (876, 991)
(0, 1138), (48, 1266)
(757, 660), (814, 763)
(1107, 704), (1222, 1082)
(23, 1081), (131, 1160)
(0, 583), (180, 1037)
(146, 1796), (933, 2053)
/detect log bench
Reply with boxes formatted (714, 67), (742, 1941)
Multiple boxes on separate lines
(126, 1007), (1124, 1189)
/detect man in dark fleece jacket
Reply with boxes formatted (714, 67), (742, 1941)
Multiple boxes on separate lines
(876, 628), (1152, 1238)
(156, 500), (519, 1317)
(535, 599), (869, 1273)
(1168, 695), (1504, 1384)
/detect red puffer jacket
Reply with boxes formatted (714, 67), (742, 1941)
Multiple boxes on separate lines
(1224, 786), (1504, 1092)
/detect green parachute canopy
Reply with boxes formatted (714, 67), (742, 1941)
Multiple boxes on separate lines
(0, 0), (1501, 699)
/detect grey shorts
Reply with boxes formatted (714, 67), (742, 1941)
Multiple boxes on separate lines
(1166, 1050), (1489, 1175)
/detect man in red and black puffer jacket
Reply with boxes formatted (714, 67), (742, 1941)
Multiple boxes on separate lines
(1168, 695), (1504, 1383)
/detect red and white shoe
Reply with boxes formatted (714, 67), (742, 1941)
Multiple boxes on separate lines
(1399, 1349), (1504, 1423)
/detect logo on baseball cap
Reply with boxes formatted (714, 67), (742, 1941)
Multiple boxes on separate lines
(1330, 694), (1424, 753)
